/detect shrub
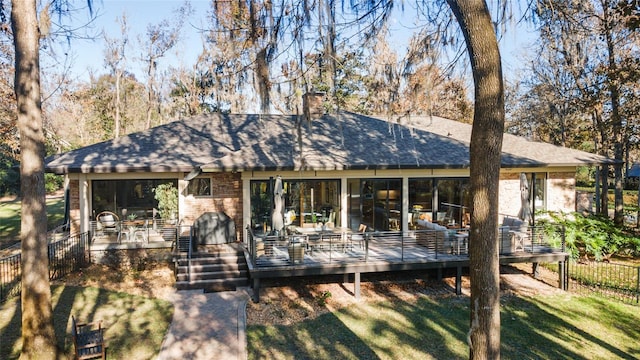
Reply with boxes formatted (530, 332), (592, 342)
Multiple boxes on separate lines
(45, 173), (64, 194)
(153, 183), (178, 220)
(539, 211), (640, 260)
(316, 290), (332, 306)
(0, 153), (19, 196)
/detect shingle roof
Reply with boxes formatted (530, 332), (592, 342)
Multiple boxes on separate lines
(45, 111), (613, 174)
(396, 115), (615, 168)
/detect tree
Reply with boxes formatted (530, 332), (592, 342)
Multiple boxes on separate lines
(355, 1), (505, 357)
(139, 3), (189, 129)
(446, 1), (504, 358)
(103, 14), (129, 139)
(11, 0), (57, 357)
(0, 18), (18, 195)
(531, 0), (640, 221)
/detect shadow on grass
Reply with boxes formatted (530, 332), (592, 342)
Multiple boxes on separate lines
(502, 295), (640, 359)
(248, 286), (640, 359)
(0, 197), (66, 248)
(0, 285), (173, 359)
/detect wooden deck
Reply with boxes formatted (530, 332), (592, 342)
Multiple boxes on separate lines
(244, 228), (569, 301)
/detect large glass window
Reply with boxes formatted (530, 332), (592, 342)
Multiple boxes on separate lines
(361, 179), (402, 231)
(409, 178), (471, 228)
(436, 179), (471, 227)
(408, 179), (433, 227)
(91, 179), (177, 220)
(250, 179), (340, 235)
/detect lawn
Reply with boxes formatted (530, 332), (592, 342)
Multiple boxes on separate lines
(247, 294), (640, 359)
(0, 196), (66, 247)
(0, 285), (173, 359)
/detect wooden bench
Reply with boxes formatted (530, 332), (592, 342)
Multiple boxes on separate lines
(71, 316), (106, 360)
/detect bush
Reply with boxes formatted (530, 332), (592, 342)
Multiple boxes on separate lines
(0, 153), (19, 196)
(153, 183), (178, 220)
(45, 173), (64, 194)
(539, 211), (640, 260)
(575, 166), (595, 187)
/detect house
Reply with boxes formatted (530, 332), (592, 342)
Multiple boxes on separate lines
(46, 106), (612, 248)
(46, 99), (615, 296)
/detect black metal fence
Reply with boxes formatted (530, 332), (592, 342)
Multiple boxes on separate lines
(0, 232), (91, 304)
(568, 260), (640, 305)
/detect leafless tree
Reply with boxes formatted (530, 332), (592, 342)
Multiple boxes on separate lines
(103, 14), (128, 138)
(139, 3), (190, 129)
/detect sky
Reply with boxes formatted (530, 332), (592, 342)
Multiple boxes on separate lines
(55, 0), (211, 81)
(58, 0), (537, 86)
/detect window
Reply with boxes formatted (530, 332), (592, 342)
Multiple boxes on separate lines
(91, 179), (177, 219)
(360, 179), (402, 231)
(529, 173), (546, 211)
(250, 179), (341, 235)
(187, 177), (212, 196)
(408, 177), (471, 227)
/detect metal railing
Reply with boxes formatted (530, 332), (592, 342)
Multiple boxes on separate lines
(568, 260), (640, 304)
(0, 231), (91, 304)
(90, 218), (179, 244)
(245, 225), (566, 268)
(172, 223), (194, 282)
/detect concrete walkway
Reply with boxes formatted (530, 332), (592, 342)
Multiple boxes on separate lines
(157, 289), (250, 360)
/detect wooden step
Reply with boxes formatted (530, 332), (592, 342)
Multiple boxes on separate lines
(175, 261), (247, 274)
(174, 247), (249, 293)
(175, 277), (249, 292)
(176, 269), (248, 282)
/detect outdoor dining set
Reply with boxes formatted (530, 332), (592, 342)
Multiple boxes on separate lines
(91, 210), (173, 244)
(250, 225), (368, 264)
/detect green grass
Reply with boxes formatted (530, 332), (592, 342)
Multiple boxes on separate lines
(0, 196), (66, 246)
(0, 285), (173, 359)
(247, 294), (640, 359)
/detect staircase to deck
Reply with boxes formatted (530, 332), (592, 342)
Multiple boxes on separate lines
(174, 244), (249, 292)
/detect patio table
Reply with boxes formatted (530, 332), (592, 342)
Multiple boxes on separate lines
(122, 220), (148, 242)
(453, 232), (468, 255)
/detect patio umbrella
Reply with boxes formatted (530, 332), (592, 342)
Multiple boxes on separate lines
(271, 176), (285, 234)
(518, 172), (532, 224)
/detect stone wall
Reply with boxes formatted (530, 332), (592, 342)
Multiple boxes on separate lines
(499, 171), (576, 220)
(498, 172), (521, 221)
(547, 172), (576, 212)
(91, 247), (174, 269)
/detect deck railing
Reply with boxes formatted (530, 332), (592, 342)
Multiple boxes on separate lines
(173, 223), (194, 282)
(89, 219), (179, 244)
(246, 225), (566, 268)
(0, 231), (91, 304)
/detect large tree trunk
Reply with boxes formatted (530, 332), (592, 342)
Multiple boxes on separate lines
(603, 1), (624, 226)
(11, 0), (57, 358)
(447, 0), (504, 358)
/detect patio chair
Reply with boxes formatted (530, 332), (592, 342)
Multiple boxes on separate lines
(348, 224), (368, 250)
(71, 315), (106, 360)
(96, 211), (121, 242)
(322, 232), (346, 252)
(502, 217), (529, 252)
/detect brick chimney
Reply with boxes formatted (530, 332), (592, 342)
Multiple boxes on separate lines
(303, 92), (324, 121)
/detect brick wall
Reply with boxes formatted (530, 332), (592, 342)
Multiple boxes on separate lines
(182, 172), (243, 241)
(69, 179), (81, 234)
